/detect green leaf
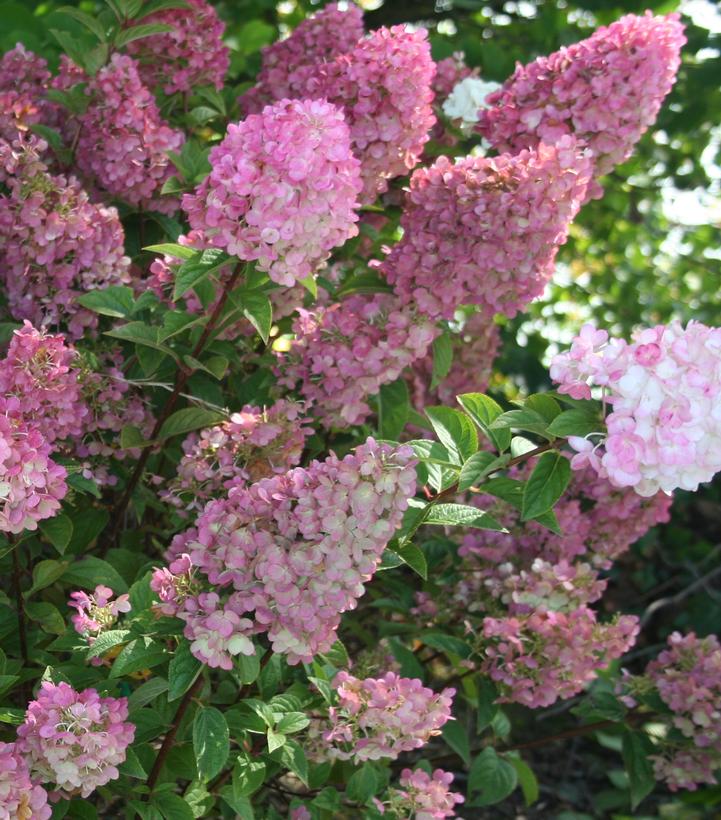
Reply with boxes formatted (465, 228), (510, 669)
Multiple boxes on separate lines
(144, 243), (196, 260)
(104, 323), (178, 360)
(347, 763), (379, 803)
(28, 559), (69, 596)
(135, 0), (190, 21)
(56, 6), (108, 42)
(490, 408), (553, 440)
(457, 451), (505, 492)
(232, 754), (266, 798)
(128, 677), (169, 711)
(227, 289), (272, 344)
(378, 379), (410, 440)
(152, 792), (195, 820)
(110, 637), (167, 678)
(521, 452), (571, 521)
(278, 740), (308, 786)
(431, 333), (453, 389)
(468, 748), (518, 806)
(420, 632), (471, 658)
(234, 652), (260, 685)
(457, 393), (511, 452)
(622, 730), (655, 810)
(168, 640), (202, 701)
(38, 515), (74, 554)
(120, 425), (149, 450)
(425, 503), (505, 532)
(546, 409), (602, 438)
(25, 602), (65, 634)
(426, 406), (478, 463)
(77, 286), (135, 318)
(276, 712), (310, 734)
(158, 407), (227, 440)
(509, 758), (539, 806)
(393, 542), (427, 579)
(524, 393), (562, 423)
(119, 746), (147, 779)
(442, 721), (471, 766)
(266, 727), (286, 753)
(194, 707), (230, 781)
(476, 677), (499, 732)
(62, 557), (128, 593)
(50, 29), (90, 69)
(174, 249), (230, 300)
(114, 22), (173, 47)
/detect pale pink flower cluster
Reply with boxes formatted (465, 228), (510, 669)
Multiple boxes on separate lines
(125, 0), (229, 94)
(277, 293), (439, 428)
(153, 439), (416, 667)
(407, 313), (500, 410)
(323, 671), (454, 762)
(75, 54), (184, 211)
(482, 607), (639, 708)
(637, 632), (721, 791)
(68, 585), (131, 637)
(16, 682), (134, 798)
(0, 136), (131, 338)
(161, 400), (311, 514)
(183, 98), (362, 287)
(0, 408), (67, 534)
(240, 2), (364, 114)
(0, 741), (50, 820)
(381, 138), (593, 321)
(0, 44), (56, 142)
(477, 12), (685, 198)
(551, 321), (721, 496)
(390, 768), (465, 819)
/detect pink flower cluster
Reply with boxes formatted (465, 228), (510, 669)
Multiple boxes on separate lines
(75, 54), (184, 211)
(125, 0), (229, 94)
(0, 44), (54, 142)
(482, 607), (639, 708)
(0, 741), (50, 820)
(277, 293), (439, 428)
(0, 410), (67, 534)
(551, 321), (721, 496)
(0, 322), (87, 443)
(240, 2), (364, 114)
(183, 98), (362, 287)
(161, 400), (311, 514)
(477, 12), (685, 197)
(323, 671), (454, 762)
(381, 138), (592, 321)
(407, 313), (500, 410)
(640, 632), (721, 791)
(390, 768), (465, 819)
(0, 136), (131, 338)
(153, 439), (416, 667)
(16, 682), (134, 798)
(68, 585), (131, 637)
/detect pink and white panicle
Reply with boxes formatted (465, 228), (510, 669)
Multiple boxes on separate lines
(0, 407), (67, 534)
(0, 742), (50, 820)
(240, 2), (364, 114)
(0, 322), (87, 443)
(277, 293), (439, 428)
(68, 585), (131, 637)
(125, 0), (229, 94)
(323, 671), (454, 762)
(390, 768), (465, 819)
(381, 139), (592, 321)
(156, 439), (416, 668)
(75, 54), (184, 211)
(16, 682), (135, 799)
(0, 137), (131, 338)
(551, 321), (721, 496)
(161, 400), (311, 514)
(477, 12), (685, 197)
(182, 98), (362, 287)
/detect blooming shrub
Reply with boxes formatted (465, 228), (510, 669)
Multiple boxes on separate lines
(0, 3), (717, 818)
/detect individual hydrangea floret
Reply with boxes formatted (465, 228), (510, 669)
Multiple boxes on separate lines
(125, 0), (229, 94)
(161, 400), (311, 514)
(0, 741), (51, 820)
(182, 98), (362, 287)
(0, 408), (67, 534)
(0, 137), (132, 338)
(477, 12), (685, 197)
(277, 293), (439, 428)
(68, 585), (131, 637)
(323, 671), (455, 762)
(75, 54), (184, 211)
(239, 2), (364, 114)
(381, 138), (592, 321)
(16, 682), (135, 798)
(0, 321), (87, 443)
(389, 768), (465, 819)
(551, 321), (721, 496)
